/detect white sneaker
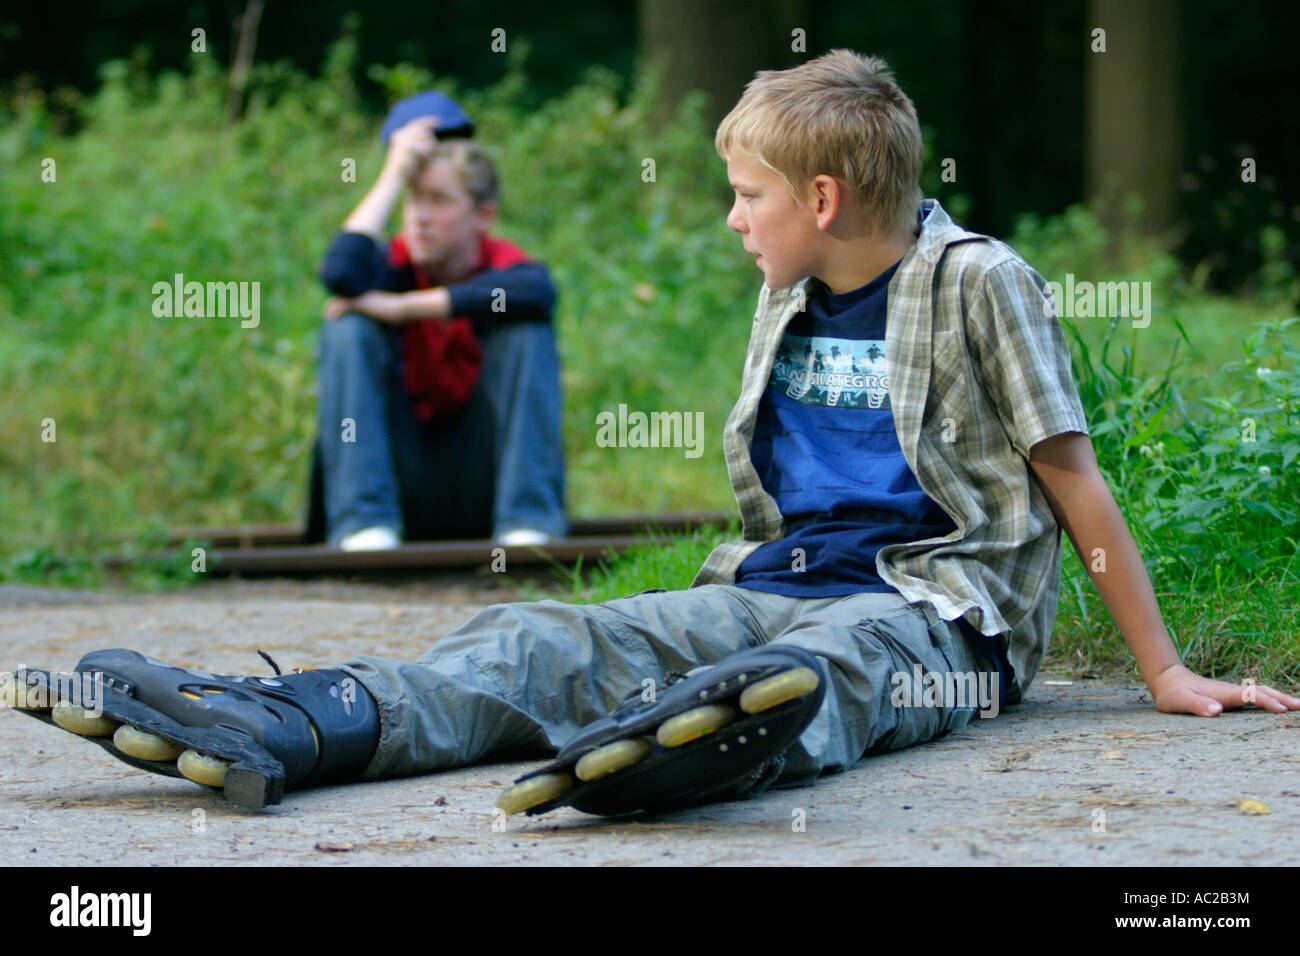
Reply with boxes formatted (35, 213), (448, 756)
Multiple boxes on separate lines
(338, 526), (401, 551)
(496, 529), (550, 546)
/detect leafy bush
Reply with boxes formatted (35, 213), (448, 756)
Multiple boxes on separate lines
(1134, 318), (1300, 575)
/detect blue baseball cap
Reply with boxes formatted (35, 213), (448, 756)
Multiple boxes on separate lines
(380, 90), (475, 144)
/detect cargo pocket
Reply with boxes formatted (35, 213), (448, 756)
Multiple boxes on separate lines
(852, 609), (949, 756)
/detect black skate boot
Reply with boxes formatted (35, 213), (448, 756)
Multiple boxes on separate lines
(496, 644), (825, 818)
(2, 649), (379, 809)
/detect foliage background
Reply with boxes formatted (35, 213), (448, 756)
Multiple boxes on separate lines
(1, 31), (1296, 680)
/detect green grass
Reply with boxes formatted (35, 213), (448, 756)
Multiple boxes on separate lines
(560, 311), (1300, 688)
(2, 43), (1297, 685)
(531, 522), (736, 605)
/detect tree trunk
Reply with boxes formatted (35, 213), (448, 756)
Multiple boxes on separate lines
(224, 0), (264, 125)
(638, 0), (808, 128)
(1086, 0), (1180, 237)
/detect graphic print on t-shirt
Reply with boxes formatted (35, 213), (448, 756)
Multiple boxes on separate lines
(771, 334), (890, 409)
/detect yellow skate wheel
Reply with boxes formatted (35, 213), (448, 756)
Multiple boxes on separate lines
(51, 702), (118, 737)
(496, 772), (572, 815)
(177, 749), (229, 787)
(739, 667), (820, 714)
(113, 725), (184, 762)
(656, 704), (735, 748)
(574, 737), (654, 782)
(0, 676), (49, 711)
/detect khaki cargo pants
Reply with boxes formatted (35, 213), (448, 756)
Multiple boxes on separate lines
(338, 584), (1001, 791)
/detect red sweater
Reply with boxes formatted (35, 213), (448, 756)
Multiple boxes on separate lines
(387, 234), (532, 421)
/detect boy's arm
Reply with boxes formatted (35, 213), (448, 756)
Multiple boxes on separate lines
(324, 264), (555, 328)
(319, 119), (440, 303)
(341, 116), (439, 240)
(445, 263), (556, 335)
(1027, 432), (1300, 716)
(319, 232), (407, 298)
(323, 287), (448, 323)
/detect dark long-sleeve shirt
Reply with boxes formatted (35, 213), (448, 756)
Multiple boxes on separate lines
(319, 231), (556, 336)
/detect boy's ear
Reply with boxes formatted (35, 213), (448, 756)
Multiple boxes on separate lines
(475, 199), (499, 234)
(808, 174), (843, 230)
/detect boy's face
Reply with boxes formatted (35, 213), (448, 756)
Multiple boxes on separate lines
(402, 158), (494, 275)
(725, 148), (822, 290)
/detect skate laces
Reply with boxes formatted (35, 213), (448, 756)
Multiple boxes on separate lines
(255, 651), (317, 678)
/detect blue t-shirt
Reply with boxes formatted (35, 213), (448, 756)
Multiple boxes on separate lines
(733, 264), (1011, 702)
(734, 261), (954, 595)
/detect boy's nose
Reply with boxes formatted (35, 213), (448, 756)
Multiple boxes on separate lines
(726, 204), (745, 233)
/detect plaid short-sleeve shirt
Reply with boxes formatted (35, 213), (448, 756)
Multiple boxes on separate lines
(691, 199), (1090, 698)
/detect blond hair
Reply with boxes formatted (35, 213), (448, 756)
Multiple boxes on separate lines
(715, 50), (923, 236)
(425, 139), (498, 206)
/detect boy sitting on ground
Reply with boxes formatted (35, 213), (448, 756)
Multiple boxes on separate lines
(8, 51), (1296, 818)
(307, 91), (567, 550)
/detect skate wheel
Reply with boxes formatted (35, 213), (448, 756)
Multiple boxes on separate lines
(739, 667), (820, 714)
(51, 702), (117, 737)
(574, 737), (654, 782)
(497, 772), (572, 815)
(0, 676), (48, 711)
(113, 725), (184, 762)
(177, 749), (229, 787)
(656, 704), (735, 748)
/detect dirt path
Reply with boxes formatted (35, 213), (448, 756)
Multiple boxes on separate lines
(2, 580), (1296, 866)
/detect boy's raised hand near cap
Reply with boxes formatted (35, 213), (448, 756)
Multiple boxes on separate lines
(342, 116), (441, 241)
(383, 115), (441, 181)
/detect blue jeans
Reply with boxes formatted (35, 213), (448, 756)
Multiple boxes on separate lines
(338, 587), (1000, 790)
(316, 314), (567, 544)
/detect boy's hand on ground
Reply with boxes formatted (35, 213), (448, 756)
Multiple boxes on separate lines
(1149, 663), (1300, 717)
(323, 293), (406, 324)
